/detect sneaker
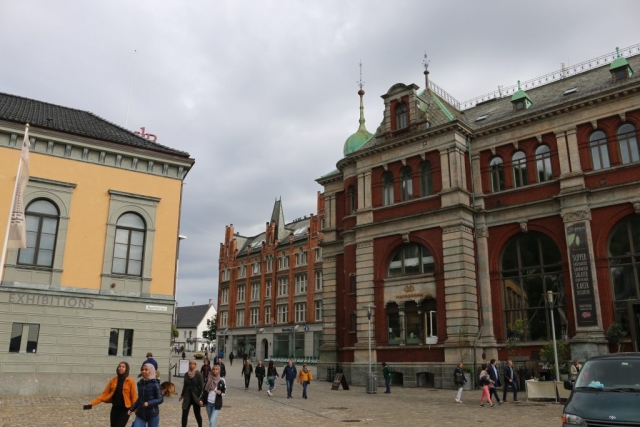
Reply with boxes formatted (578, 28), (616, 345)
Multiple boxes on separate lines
(454, 399), (460, 403)
(267, 390), (271, 396)
(513, 399), (520, 402)
(503, 400), (508, 403)
(490, 404), (497, 408)
(480, 404), (485, 407)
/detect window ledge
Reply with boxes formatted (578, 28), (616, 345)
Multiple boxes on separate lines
(13, 264), (59, 273)
(490, 178), (557, 195)
(385, 273), (435, 284)
(102, 273), (148, 280)
(376, 193), (439, 210)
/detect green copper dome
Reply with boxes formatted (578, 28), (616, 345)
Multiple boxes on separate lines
(343, 89), (373, 156)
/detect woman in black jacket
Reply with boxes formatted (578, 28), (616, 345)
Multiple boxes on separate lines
(266, 361), (278, 396)
(179, 360), (204, 427)
(254, 360), (266, 391)
(203, 365), (226, 427)
(128, 363), (164, 427)
(241, 359), (253, 390)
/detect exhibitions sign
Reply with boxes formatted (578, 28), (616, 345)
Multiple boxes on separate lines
(567, 222), (598, 327)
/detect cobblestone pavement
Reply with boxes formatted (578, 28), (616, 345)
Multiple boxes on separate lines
(0, 371), (564, 426)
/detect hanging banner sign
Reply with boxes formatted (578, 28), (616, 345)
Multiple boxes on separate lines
(567, 222), (598, 327)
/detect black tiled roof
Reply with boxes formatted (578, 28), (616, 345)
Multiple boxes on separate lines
(0, 92), (190, 157)
(176, 304), (214, 328)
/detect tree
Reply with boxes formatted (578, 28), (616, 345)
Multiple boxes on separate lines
(202, 315), (217, 342)
(172, 324), (179, 340)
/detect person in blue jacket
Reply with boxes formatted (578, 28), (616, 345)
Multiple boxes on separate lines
(281, 359), (297, 399)
(128, 363), (163, 427)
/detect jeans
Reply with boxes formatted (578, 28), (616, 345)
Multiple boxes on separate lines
(489, 384), (501, 402)
(205, 403), (220, 427)
(302, 381), (308, 398)
(268, 378), (275, 392)
(257, 376), (264, 391)
(286, 379), (294, 397)
(132, 415), (159, 427)
(385, 377), (391, 393)
(503, 379), (518, 401)
(244, 374), (251, 389)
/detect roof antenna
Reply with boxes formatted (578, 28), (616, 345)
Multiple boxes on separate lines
(422, 51), (430, 89)
(124, 50), (137, 128)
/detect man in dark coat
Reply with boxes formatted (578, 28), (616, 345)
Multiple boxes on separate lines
(488, 359), (502, 404)
(502, 359), (519, 402)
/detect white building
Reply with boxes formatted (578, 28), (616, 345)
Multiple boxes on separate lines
(175, 300), (216, 352)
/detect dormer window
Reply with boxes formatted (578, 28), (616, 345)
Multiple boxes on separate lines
(511, 80), (532, 111)
(396, 102), (408, 129)
(610, 47), (634, 82)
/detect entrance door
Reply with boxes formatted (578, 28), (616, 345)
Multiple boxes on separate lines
(262, 338), (268, 360)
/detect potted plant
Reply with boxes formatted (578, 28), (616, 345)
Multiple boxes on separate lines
(606, 323), (627, 352)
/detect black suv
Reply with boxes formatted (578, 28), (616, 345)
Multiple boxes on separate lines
(562, 353), (640, 426)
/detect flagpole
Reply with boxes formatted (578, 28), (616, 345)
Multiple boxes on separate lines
(0, 124), (28, 284)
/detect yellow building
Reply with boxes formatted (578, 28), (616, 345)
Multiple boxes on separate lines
(0, 92), (194, 395)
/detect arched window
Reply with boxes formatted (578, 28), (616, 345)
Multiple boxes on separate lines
(18, 199), (59, 267)
(396, 102), (408, 129)
(589, 130), (610, 170)
(617, 123), (639, 165)
(419, 161), (433, 197)
(608, 215), (640, 330)
(400, 166), (413, 201)
(490, 157), (505, 192)
(382, 171), (394, 206)
(112, 212), (145, 276)
(535, 145), (552, 182)
(348, 185), (356, 215)
(512, 151), (527, 188)
(501, 233), (565, 341)
(388, 243), (435, 277)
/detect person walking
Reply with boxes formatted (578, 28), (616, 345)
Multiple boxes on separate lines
(487, 359), (502, 405)
(200, 359), (211, 380)
(128, 363), (164, 426)
(182, 351), (187, 360)
(255, 360), (265, 391)
(570, 359), (582, 382)
(217, 358), (227, 378)
(478, 363), (496, 408)
(382, 363), (391, 394)
(88, 362), (137, 427)
(266, 361), (278, 396)
(502, 359), (519, 402)
(179, 360), (204, 427)
(229, 352), (234, 366)
(202, 364), (226, 427)
(281, 359), (297, 399)
(297, 363), (313, 399)
(453, 362), (467, 403)
(241, 359), (253, 390)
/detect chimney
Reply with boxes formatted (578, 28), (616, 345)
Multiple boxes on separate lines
(209, 299), (213, 306)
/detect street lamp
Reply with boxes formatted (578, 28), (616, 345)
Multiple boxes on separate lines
(293, 325), (300, 359)
(547, 291), (561, 388)
(362, 304), (377, 394)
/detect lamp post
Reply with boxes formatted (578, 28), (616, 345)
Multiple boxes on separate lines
(363, 304), (376, 394)
(547, 291), (561, 387)
(293, 325), (300, 359)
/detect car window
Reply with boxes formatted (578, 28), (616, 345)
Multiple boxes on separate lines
(576, 359), (640, 390)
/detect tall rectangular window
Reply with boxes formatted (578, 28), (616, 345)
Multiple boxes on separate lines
(239, 265), (246, 278)
(349, 274), (356, 294)
(278, 278), (288, 296)
(265, 280), (272, 298)
(252, 261), (260, 276)
(220, 311), (228, 327)
(251, 283), (260, 300)
(265, 306), (271, 324)
(315, 270), (323, 291)
(250, 308), (259, 326)
(295, 274), (307, 294)
(221, 288), (229, 304)
(236, 309), (245, 327)
(315, 300), (323, 321)
(295, 302), (306, 323)
(237, 285), (245, 302)
(277, 304), (288, 324)
(350, 311), (357, 332)
(266, 256), (272, 272)
(9, 323), (40, 353)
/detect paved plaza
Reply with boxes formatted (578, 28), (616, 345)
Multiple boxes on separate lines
(0, 357), (564, 427)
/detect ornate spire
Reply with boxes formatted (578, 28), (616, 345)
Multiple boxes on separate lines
(357, 60), (366, 130)
(423, 51), (430, 89)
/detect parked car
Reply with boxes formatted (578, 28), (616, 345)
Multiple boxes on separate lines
(562, 353), (640, 426)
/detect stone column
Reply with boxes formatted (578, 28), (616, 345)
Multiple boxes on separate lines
(440, 148), (451, 190)
(555, 128), (585, 192)
(475, 223), (496, 346)
(442, 222), (479, 363)
(357, 170), (373, 226)
(398, 302), (406, 346)
(318, 254), (338, 366)
(353, 240), (376, 363)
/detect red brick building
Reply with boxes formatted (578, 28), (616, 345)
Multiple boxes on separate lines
(217, 198), (324, 361)
(317, 45), (640, 388)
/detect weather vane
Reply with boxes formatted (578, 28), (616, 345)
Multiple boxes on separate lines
(423, 51), (430, 71)
(357, 60), (364, 91)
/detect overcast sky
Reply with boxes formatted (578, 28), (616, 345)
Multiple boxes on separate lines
(1, 0), (638, 309)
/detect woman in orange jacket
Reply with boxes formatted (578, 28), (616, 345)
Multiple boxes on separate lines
(296, 364), (313, 399)
(88, 361), (138, 427)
